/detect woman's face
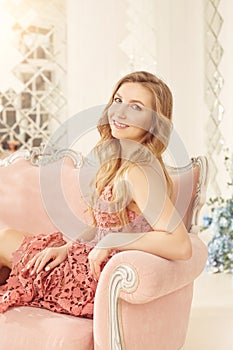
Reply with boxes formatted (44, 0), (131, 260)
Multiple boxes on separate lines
(108, 82), (154, 142)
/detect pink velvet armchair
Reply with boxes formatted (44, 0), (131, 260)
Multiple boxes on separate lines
(0, 147), (208, 350)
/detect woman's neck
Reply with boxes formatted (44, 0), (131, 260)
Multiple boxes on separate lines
(119, 139), (143, 161)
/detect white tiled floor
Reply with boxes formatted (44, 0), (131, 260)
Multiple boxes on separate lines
(182, 231), (233, 350)
(182, 273), (233, 349)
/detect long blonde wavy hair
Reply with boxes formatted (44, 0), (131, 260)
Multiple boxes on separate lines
(90, 71), (173, 227)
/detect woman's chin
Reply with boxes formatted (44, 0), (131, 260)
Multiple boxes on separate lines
(111, 128), (128, 139)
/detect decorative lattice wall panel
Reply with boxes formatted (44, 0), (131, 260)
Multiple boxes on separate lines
(0, 0), (67, 155)
(205, 0), (225, 196)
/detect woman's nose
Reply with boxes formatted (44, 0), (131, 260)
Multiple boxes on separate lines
(116, 104), (128, 119)
(118, 113), (126, 119)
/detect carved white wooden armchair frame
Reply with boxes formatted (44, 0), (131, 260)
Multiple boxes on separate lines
(0, 146), (208, 350)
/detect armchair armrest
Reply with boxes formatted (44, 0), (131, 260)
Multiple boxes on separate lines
(100, 233), (207, 303)
(94, 234), (208, 349)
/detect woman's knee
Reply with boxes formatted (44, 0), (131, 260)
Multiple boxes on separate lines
(0, 228), (30, 268)
(0, 228), (31, 240)
(0, 228), (14, 240)
(0, 228), (21, 245)
(0, 229), (13, 266)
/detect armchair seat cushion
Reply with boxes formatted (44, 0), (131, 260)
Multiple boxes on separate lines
(0, 306), (93, 350)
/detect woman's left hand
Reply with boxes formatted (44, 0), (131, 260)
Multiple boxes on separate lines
(25, 243), (71, 275)
(88, 247), (111, 280)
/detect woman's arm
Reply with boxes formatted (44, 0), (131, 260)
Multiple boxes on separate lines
(122, 164), (192, 260)
(110, 228), (192, 261)
(96, 164), (192, 261)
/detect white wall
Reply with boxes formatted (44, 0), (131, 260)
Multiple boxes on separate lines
(66, 0), (127, 114)
(66, 0), (207, 160)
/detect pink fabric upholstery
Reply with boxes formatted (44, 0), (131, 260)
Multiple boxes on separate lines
(0, 306), (93, 350)
(170, 165), (199, 231)
(0, 158), (90, 236)
(0, 155), (208, 350)
(94, 234), (207, 350)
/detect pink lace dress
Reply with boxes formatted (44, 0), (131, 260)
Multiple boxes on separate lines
(0, 186), (152, 318)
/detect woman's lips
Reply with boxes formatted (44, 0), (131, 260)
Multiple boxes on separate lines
(113, 119), (129, 129)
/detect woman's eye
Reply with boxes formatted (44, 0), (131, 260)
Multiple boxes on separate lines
(114, 97), (122, 103)
(131, 104), (142, 111)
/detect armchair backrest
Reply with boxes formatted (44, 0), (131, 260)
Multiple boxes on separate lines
(0, 151), (89, 236)
(167, 156), (209, 231)
(0, 150), (208, 236)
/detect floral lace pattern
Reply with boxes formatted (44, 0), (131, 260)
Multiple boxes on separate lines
(0, 186), (152, 318)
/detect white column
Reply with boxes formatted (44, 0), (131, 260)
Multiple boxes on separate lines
(66, 0), (127, 116)
(155, 0), (206, 160)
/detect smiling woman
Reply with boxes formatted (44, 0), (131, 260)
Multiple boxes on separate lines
(0, 71), (192, 320)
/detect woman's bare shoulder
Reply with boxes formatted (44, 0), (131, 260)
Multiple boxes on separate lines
(125, 160), (164, 188)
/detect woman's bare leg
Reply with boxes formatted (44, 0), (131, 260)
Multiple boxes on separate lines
(0, 228), (33, 269)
